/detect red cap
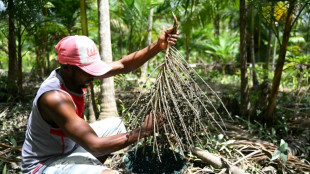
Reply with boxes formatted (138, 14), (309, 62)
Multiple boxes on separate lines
(55, 35), (112, 76)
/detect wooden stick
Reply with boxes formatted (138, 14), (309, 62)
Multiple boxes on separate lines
(232, 150), (261, 166)
(191, 147), (246, 174)
(0, 143), (22, 151)
(0, 156), (20, 163)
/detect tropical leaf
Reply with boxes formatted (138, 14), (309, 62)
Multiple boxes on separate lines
(271, 149), (281, 161)
(204, 30), (239, 63)
(274, 1), (287, 21)
(271, 139), (289, 163)
(279, 139), (288, 152)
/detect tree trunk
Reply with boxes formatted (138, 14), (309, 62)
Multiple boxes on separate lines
(44, 8), (50, 74)
(119, 22), (124, 58)
(80, 0), (98, 122)
(307, 14), (310, 55)
(41, 7), (48, 75)
(250, 35), (259, 88)
(239, 0), (251, 117)
(128, 25), (133, 54)
(41, 48), (45, 76)
(117, 1), (123, 57)
(140, 8), (153, 83)
(257, 17), (262, 62)
(87, 94), (97, 123)
(186, 34), (190, 61)
(272, 37), (277, 71)
(214, 4), (220, 39)
(7, 0), (18, 95)
(35, 38), (43, 78)
(264, 1), (295, 121)
(80, 0), (88, 36)
(250, 1), (259, 88)
(98, 0), (118, 120)
(87, 84), (98, 123)
(17, 33), (23, 95)
(264, 2), (275, 78)
(46, 53), (50, 73)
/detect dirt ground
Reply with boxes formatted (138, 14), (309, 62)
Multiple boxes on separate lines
(0, 79), (310, 173)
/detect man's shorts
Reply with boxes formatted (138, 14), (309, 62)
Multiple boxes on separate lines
(43, 117), (126, 174)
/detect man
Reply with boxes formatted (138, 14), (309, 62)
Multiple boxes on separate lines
(21, 27), (179, 174)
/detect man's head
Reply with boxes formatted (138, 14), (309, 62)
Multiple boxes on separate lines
(55, 35), (112, 76)
(61, 64), (94, 89)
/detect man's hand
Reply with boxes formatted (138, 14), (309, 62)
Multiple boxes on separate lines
(157, 27), (180, 50)
(140, 113), (165, 137)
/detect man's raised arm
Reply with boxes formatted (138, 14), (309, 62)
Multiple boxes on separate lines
(98, 27), (179, 78)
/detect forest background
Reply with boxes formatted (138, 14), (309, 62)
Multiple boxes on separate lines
(0, 0), (309, 173)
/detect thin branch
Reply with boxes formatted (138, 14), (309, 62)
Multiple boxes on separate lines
(290, 0), (310, 30)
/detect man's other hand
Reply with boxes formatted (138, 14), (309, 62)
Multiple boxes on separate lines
(140, 112), (165, 137)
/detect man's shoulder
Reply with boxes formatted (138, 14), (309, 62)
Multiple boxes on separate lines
(37, 90), (75, 123)
(35, 68), (64, 101)
(40, 69), (61, 87)
(39, 90), (72, 106)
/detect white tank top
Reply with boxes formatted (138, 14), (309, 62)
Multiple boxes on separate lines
(21, 68), (85, 174)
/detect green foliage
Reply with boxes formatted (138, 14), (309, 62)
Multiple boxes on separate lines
(271, 139), (288, 163)
(1, 163), (7, 174)
(198, 133), (235, 157)
(114, 74), (138, 90)
(49, 0), (81, 34)
(118, 99), (130, 122)
(282, 56), (310, 89)
(177, 1), (216, 34)
(92, 74), (137, 90)
(235, 115), (278, 143)
(110, 0), (164, 52)
(198, 69), (240, 86)
(274, 115), (289, 136)
(205, 30), (239, 64)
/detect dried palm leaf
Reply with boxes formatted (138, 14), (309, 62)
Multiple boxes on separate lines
(123, 13), (231, 157)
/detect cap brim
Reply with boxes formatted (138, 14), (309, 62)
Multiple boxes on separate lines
(78, 59), (112, 76)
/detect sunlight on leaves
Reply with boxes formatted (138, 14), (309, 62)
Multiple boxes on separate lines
(2, 164), (6, 174)
(271, 139), (288, 163)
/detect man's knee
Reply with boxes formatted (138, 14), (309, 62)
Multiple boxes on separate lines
(101, 169), (117, 174)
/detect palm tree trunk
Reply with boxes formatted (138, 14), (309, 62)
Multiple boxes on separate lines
(35, 42), (42, 78)
(128, 25), (133, 54)
(264, 1), (295, 121)
(7, 0), (18, 95)
(119, 23), (124, 58)
(140, 8), (153, 83)
(272, 37), (277, 71)
(257, 17), (262, 62)
(264, 2), (275, 78)
(80, 0), (88, 36)
(87, 84), (98, 123)
(17, 33), (23, 95)
(186, 34), (190, 61)
(41, 48), (45, 76)
(98, 0), (118, 120)
(239, 0), (251, 117)
(214, 4), (220, 39)
(250, 1), (259, 88)
(44, 7), (50, 74)
(80, 0), (98, 122)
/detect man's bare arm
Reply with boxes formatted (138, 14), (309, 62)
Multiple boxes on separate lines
(98, 27), (179, 78)
(38, 90), (160, 156)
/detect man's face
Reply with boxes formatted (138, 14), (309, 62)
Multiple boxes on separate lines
(70, 66), (94, 89)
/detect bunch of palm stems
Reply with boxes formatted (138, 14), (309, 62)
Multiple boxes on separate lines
(123, 16), (230, 157)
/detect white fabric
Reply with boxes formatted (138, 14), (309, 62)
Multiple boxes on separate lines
(43, 117), (126, 174)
